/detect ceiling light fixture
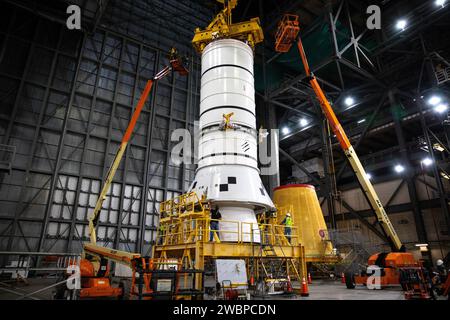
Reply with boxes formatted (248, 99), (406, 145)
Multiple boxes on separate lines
(428, 96), (442, 106)
(300, 118), (308, 127)
(421, 157), (433, 166)
(434, 103), (448, 114)
(344, 97), (354, 106)
(436, 0), (447, 7)
(396, 19), (407, 31)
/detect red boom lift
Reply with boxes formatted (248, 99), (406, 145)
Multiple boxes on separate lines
(274, 14), (429, 294)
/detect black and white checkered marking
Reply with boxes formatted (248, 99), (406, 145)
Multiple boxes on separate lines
(219, 176), (237, 192)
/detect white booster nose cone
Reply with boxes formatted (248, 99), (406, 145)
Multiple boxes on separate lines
(189, 39), (275, 242)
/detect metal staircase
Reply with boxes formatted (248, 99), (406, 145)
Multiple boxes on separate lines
(327, 229), (384, 275)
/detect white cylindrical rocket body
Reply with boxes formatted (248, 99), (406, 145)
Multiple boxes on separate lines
(189, 39), (275, 242)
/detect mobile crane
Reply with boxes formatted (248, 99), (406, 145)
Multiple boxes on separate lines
(274, 14), (421, 289)
(55, 49), (194, 300)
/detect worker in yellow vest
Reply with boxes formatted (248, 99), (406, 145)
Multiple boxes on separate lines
(282, 213), (293, 244)
(157, 223), (165, 245)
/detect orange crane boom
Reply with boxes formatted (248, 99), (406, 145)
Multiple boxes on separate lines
(61, 50), (189, 300)
(88, 50), (188, 244)
(275, 15), (403, 252)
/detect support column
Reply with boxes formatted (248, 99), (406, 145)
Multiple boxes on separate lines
(320, 118), (337, 229)
(259, 0), (279, 196)
(194, 243), (204, 291)
(418, 34), (450, 238)
(417, 100), (450, 238)
(267, 102), (280, 196)
(389, 90), (429, 258)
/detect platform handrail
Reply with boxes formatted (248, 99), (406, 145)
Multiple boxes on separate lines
(156, 217), (299, 247)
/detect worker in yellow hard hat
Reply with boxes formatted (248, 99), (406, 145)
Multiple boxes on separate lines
(282, 212), (293, 244)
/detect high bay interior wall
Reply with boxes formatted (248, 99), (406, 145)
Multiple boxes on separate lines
(1, 0), (449, 261)
(0, 1), (212, 255)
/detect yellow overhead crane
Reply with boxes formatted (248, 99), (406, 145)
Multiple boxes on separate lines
(192, 0), (264, 53)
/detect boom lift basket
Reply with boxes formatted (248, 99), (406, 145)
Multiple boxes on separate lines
(275, 14), (300, 53)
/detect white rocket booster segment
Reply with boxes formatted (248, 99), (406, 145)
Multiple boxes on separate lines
(189, 39), (275, 242)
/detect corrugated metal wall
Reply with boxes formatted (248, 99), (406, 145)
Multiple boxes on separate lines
(0, 0), (209, 255)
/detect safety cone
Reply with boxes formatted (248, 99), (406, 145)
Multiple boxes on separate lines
(286, 277), (293, 293)
(286, 275), (293, 292)
(341, 272), (345, 284)
(308, 273), (312, 284)
(300, 277), (309, 297)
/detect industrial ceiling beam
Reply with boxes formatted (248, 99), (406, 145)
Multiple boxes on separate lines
(373, 3), (450, 57)
(279, 148), (321, 185)
(385, 179), (406, 208)
(335, 92), (387, 180)
(389, 90), (429, 246)
(340, 199), (388, 242)
(258, 90), (318, 121)
(328, 198), (442, 223)
(91, 0), (110, 33)
(269, 57), (335, 99)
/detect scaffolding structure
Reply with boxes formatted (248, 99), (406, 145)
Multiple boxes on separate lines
(153, 192), (307, 293)
(327, 229), (385, 274)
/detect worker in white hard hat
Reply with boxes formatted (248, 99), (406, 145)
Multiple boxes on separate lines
(431, 258), (448, 297)
(281, 212), (293, 244)
(436, 259), (447, 276)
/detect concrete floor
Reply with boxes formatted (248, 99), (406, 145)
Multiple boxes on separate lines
(1, 278), (447, 300)
(0, 277), (56, 300)
(0, 278), (408, 300)
(293, 280), (405, 300)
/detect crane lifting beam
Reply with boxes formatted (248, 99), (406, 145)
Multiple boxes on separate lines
(275, 15), (404, 252)
(192, 0), (264, 53)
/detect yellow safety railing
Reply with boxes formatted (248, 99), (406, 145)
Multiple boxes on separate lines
(259, 223), (299, 246)
(155, 217), (299, 247)
(156, 193), (299, 248)
(159, 192), (206, 219)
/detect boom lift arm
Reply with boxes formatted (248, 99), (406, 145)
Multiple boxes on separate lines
(88, 49), (188, 245)
(65, 49), (189, 300)
(275, 16), (404, 252)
